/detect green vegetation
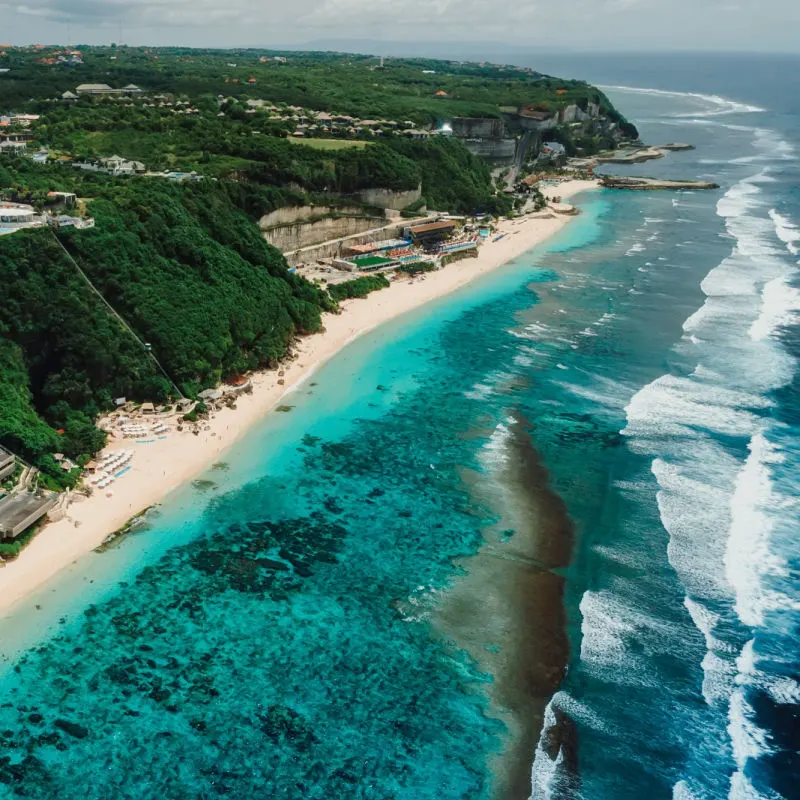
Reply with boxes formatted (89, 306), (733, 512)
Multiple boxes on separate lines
(386, 137), (509, 214)
(328, 275), (391, 301)
(0, 172), (335, 479)
(0, 522), (41, 561)
(0, 46), (636, 487)
(0, 47), (628, 128)
(286, 138), (371, 151)
(397, 261), (436, 275)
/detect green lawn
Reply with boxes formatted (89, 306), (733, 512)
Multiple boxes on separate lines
(352, 254), (393, 268)
(287, 138), (371, 151)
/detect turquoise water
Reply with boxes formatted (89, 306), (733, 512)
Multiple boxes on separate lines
(0, 197), (611, 798)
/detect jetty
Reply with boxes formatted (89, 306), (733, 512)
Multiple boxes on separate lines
(600, 176), (719, 191)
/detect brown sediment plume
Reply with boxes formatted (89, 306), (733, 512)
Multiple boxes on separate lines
(435, 412), (575, 799)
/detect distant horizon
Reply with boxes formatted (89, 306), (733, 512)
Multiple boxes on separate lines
(2, 41), (798, 59)
(2, 0), (797, 55)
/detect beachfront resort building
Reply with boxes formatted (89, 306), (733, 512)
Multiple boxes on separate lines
(404, 220), (458, 246)
(0, 492), (58, 541)
(0, 448), (57, 542)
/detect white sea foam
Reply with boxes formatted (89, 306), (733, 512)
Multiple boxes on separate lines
(529, 700), (563, 800)
(599, 85), (764, 116)
(729, 772), (782, 800)
(578, 590), (673, 683)
(616, 135), (800, 797)
(673, 780), (702, 800)
(555, 372), (632, 411)
(768, 677), (800, 704)
(579, 590), (635, 670)
(768, 208), (800, 255)
(728, 686), (770, 770)
(624, 374), (764, 440)
(724, 433), (799, 628)
(683, 597), (737, 705)
(479, 420), (513, 471)
(748, 277), (800, 342)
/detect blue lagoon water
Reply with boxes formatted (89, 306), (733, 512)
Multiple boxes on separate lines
(1, 54), (798, 799)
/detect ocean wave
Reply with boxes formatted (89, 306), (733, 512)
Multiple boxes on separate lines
(684, 597), (737, 706)
(598, 85), (765, 116)
(748, 277), (800, 341)
(624, 374), (765, 440)
(578, 590), (675, 683)
(554, 371), (632, 411)
(724, 433), (799, 628)
(728, 772), (782, 800)
(529, 700), (564, 800)
(768, 208), (800, 256)
(673, 780), (703, 800)
(728, 686), (771, 770)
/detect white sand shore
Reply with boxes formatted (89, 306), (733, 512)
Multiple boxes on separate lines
(0, 179), (598, 615)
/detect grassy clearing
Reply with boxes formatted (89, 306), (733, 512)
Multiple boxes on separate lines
(287, 138), (371, 151)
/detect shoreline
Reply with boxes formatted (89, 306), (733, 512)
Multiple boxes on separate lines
(0, 179), (599, 619)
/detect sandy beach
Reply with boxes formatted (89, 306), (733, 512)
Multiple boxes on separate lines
(0, 179), (598, 617)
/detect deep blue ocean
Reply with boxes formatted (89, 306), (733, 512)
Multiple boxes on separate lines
(0, 54), (798, 800)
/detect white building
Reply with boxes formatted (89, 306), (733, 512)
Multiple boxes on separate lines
(0, 206), (35, 224)
(76, 83), (115, 95)
(0, 140), (27, 154)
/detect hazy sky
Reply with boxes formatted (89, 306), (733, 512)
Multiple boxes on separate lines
(0, 0), (796, 53)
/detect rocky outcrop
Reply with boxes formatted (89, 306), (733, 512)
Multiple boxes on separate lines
(600, 176), (719, 190)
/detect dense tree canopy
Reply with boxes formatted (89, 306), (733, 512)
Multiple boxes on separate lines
(0, 177), (334, 479)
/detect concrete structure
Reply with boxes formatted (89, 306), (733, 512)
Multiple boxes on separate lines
(261, 206), (386, 252)
(76, 83), (115, 94)
(451, 118), (505, 139)
(47, 191), (77, 205)
(0, 140), (27, 155)
(462, 139), (516, 160)
(0, 492), (57, 540)
(1, 131), (33, 143)
(49, 215), (95, 230)
(74, 155), (146, 176)
(283, 215), (430, 267)
(513, 108), (559, 133)
(0, 205), (35, 224)
(75, 84), (143, 96)
(0, 448), (15, 483)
